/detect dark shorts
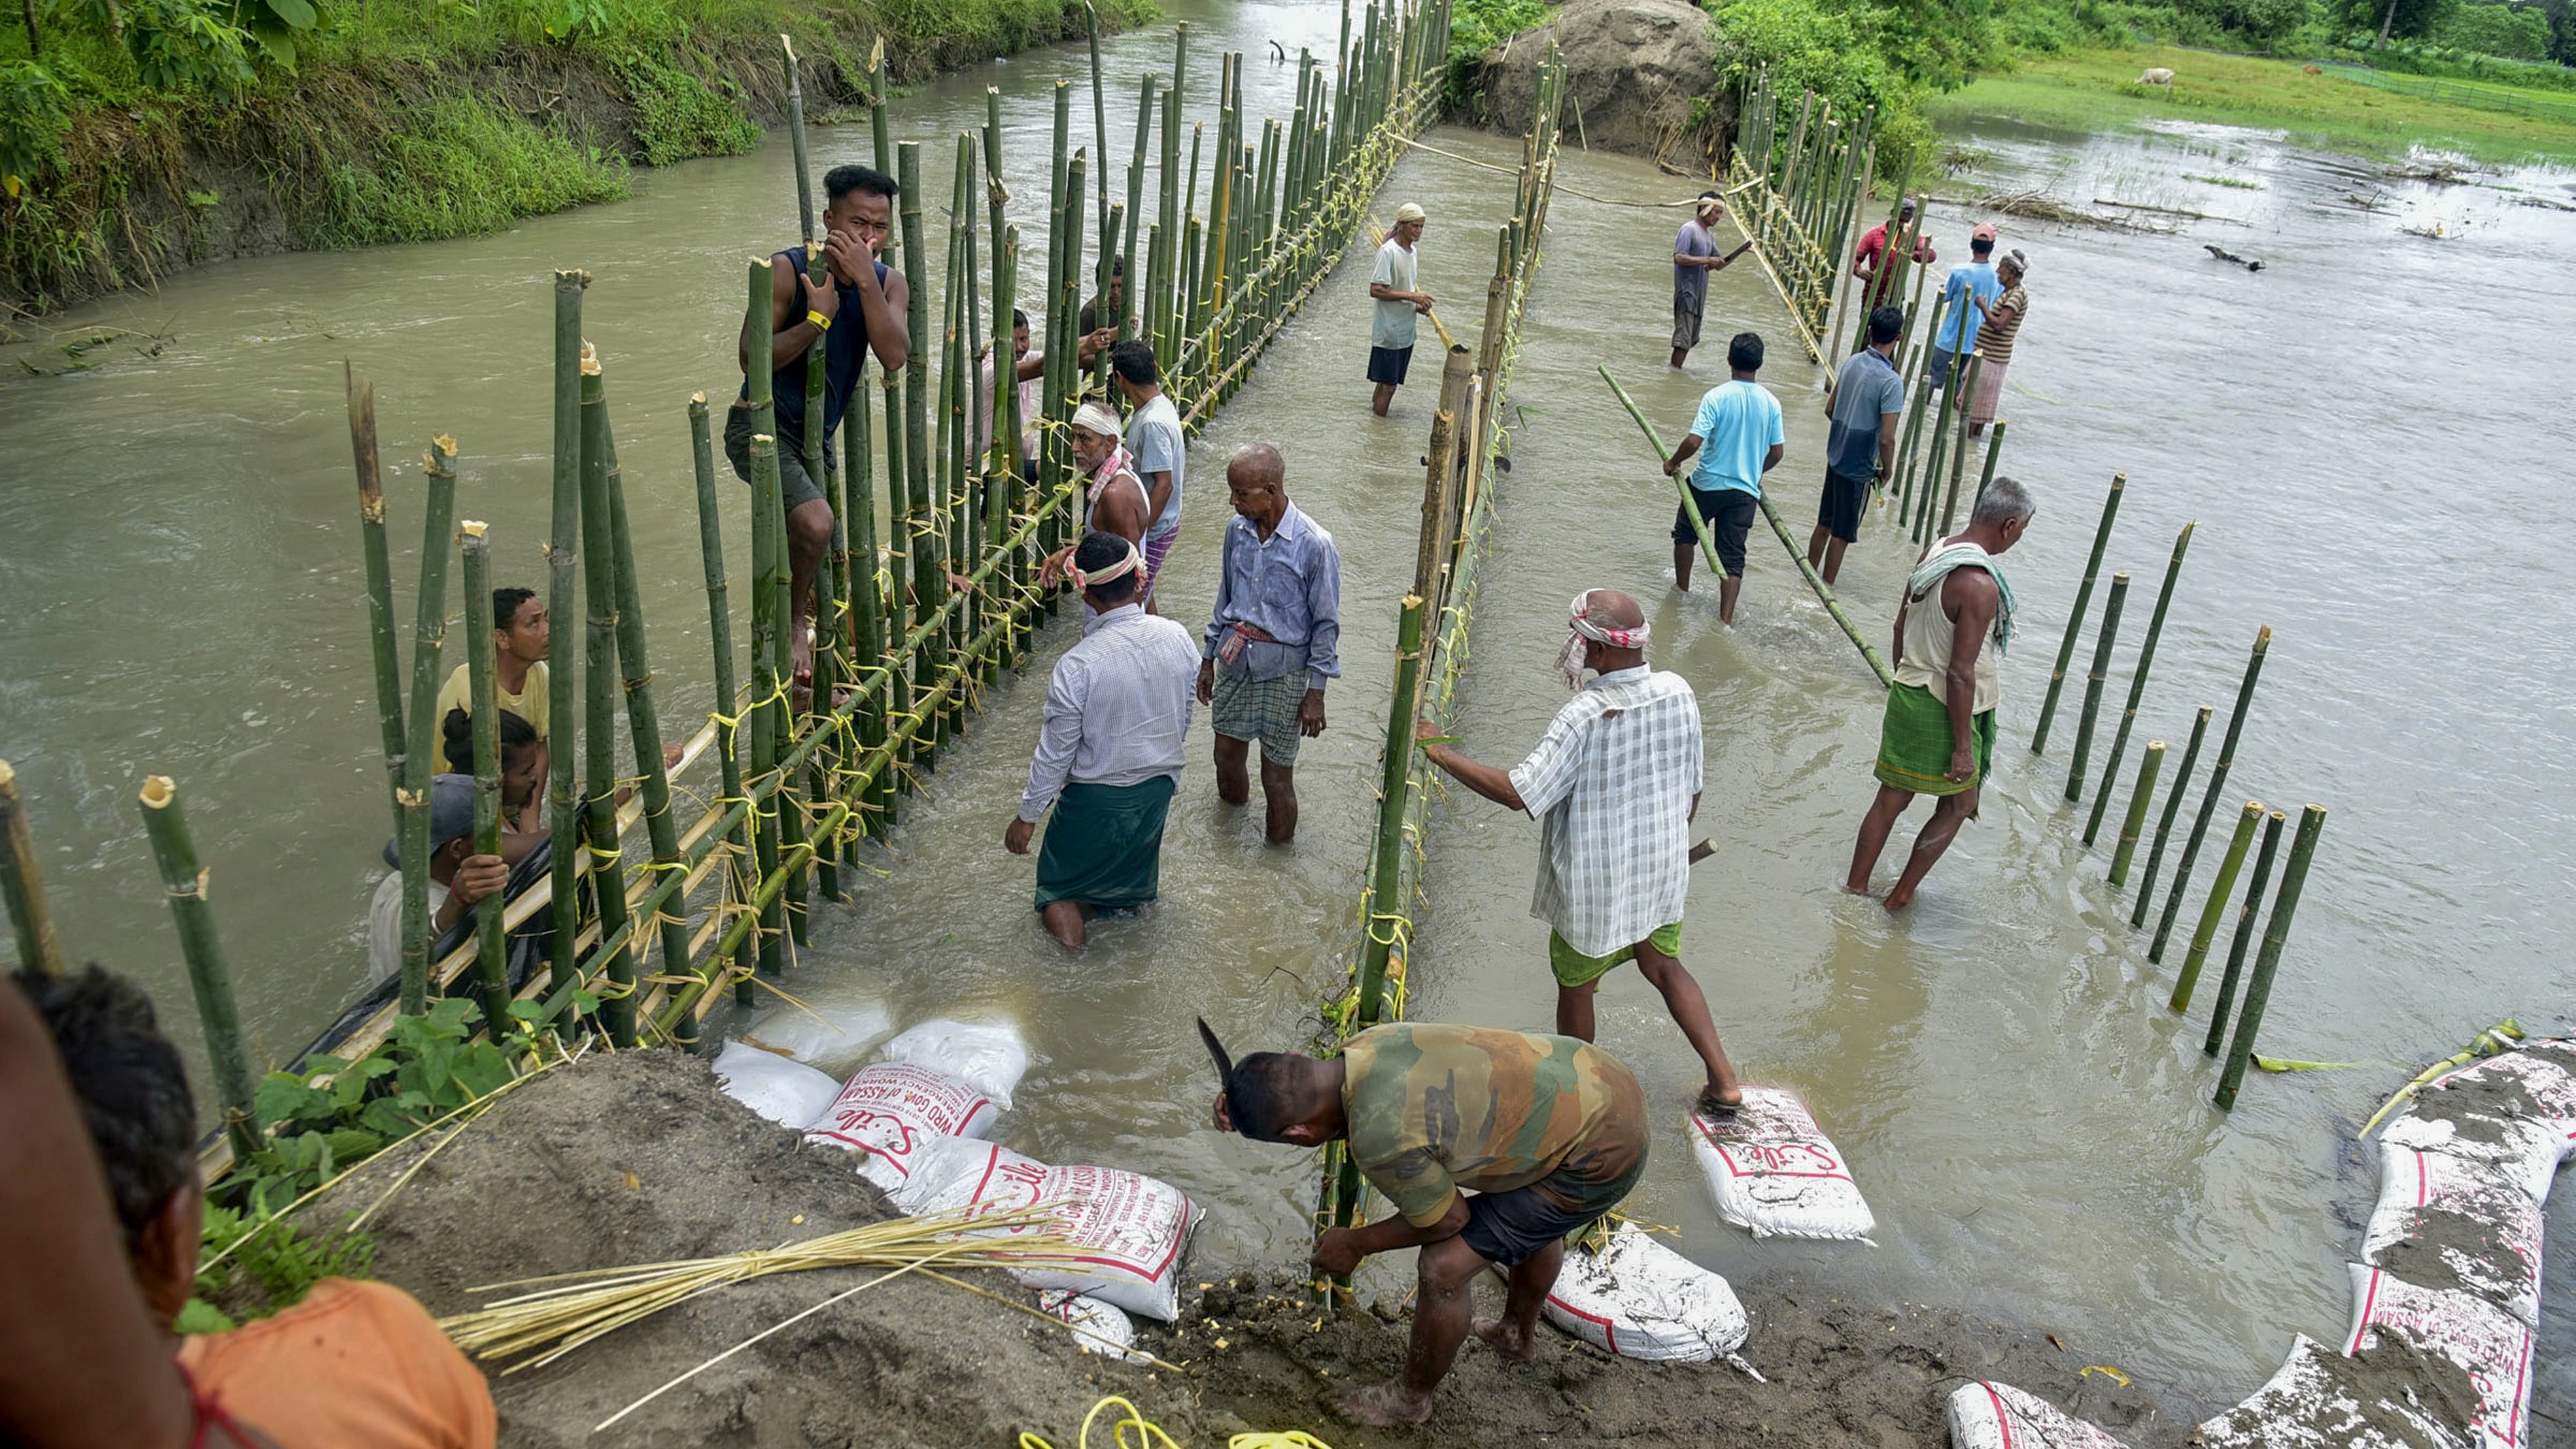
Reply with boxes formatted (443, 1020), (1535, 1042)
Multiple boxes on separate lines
(1367, 345), (1413, 386)
(1927, 346), (1959, 391)
(1672, 296), (1704, 350)
(723, 405), (829, 513)
(1456, 1153), (1649, 1267)
(1672, 485), (1757, 575)
(1817, 467), (1871, 543)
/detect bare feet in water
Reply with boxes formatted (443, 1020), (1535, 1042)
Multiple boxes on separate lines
(1881, 884), (1916, 912)
(1336, 1383), (1434, 1426)
(1471, 1316), (1540, 1365)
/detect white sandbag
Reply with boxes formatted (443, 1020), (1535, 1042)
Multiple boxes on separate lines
(889, 1136), (1202, 1321)
(876, 1017), (1031, 1109)
(710, 1040), (840, 1130)
(2343, 1264), (2533, 1449)
(1689, 1087), (1875, 1242)
(2193, 1334), (2471, 1449)
(2363, 1141), (2545, 1327)
(1035, 1290), (1149, 1364)
(1947, 1380), (2133, 1449)
(736, 999), (895, 1073)
(2423, 1048), (2576, 1140)
(2379, 1108), (2568, 1208)
(804, 1062), (1002, 1189)
(1535, 1222), (1749, 1364)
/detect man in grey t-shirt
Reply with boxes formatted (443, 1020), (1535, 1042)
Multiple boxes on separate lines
(1808, 305), (1909, 585)
(1671, 192), (1733, 368)
(1367, 203), (1432, 417)
(1110, 340), (1186, 611)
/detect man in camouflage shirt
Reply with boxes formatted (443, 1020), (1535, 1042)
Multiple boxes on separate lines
(1199, 1018), (1648, 1426)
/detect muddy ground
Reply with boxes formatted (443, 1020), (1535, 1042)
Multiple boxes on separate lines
(324, 1050), (2167, 1447)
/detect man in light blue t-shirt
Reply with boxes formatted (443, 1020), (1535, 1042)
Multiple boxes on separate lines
(1929, 223), (2001, 392)
(1660, 332), (1785, 623)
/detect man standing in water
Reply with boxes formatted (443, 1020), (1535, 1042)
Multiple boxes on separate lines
(1852, 197), (1936, 309)
(1367, 202), (1432, 417)
(1669, 191), (1735, 369)
(1200, 445), (1341, 845)
(431, 587), (547, 774)
(1847, 477), (2033, 910)
(1412, 590), (1745, 1117)
(1661, 332), (1784, 622)
(1199, 1017), (1648, 1427)
(1006, 532), (1199, 949)
(728, 163), (912, 689)
(1109, 340), (1186, 594)
(1928, 222), (2000, 393)
(1965, 249), (2029, 440)
(1808, 305), (1908, 587)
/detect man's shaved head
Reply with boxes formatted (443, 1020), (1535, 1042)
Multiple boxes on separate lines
(1581, 589), (1644, 631)
(1228, 442), (1285, 487)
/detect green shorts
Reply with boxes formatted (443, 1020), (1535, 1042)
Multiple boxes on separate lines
(1549, 921), (1683, 989)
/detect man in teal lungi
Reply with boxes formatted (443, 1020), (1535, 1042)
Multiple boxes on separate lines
(1005, 531), (1201, 947)
(1847, 477), (2034, 911)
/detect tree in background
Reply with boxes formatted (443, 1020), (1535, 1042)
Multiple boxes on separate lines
(2435, 0), (2556, 55)
(2341, 0), (2460, 46)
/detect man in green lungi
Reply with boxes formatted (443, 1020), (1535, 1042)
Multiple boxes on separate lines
(1847, 476), (2034, 910)
(1005, 531), (1201, 947)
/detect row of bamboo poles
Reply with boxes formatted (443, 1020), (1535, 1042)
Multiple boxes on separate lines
(0, 0), (1462, 1178)
(1725, 68), (1883, 364)
(1310, 49), (1570, 1263)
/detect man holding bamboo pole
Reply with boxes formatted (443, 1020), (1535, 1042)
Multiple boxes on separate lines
(1668, 190), (1737, 369)
(727, 163), (912, 691)
(1367, 202), (1432, 417)
(1846, 477), (2033, 911)
(1661, 332), (1784, 621)
(1810, 305), (1907, 586)
(1853, 197), (1934, 309)
(1109, 340), (1186, 602)
(1928, 223), (2001, 393)
(366, 776), (506, 987)
(1413, 590), (1745, 1117)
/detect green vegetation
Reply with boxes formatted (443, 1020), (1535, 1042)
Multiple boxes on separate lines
(1, 0), (1149, 314)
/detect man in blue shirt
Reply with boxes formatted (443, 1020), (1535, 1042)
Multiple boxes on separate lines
(1808, 305), (1908, 586)
(1661, 332), (1784, 624)
(1199, 444), (1342, 844)
(1929, 223), (2000, 392)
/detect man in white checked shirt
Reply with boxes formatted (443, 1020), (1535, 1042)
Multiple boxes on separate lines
(1413, 590), (1745, 1116)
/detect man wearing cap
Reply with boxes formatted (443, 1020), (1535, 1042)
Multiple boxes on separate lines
(1670, 191), (1735, 369)
(1367, 203), (1432, 417)
(1412, 589), (1745, 1119)
(367, 775), (509, 987)
(1929, 223), (2002, 393)
(1200, 444), (1341, 845)
(1852, 198), (1936, 310)
(1006, 530), (1201, 949)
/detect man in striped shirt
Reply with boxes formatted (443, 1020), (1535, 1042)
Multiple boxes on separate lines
(1966, 250), (2029, 439)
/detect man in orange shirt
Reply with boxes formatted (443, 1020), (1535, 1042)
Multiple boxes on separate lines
(16, 964), (495, 1449)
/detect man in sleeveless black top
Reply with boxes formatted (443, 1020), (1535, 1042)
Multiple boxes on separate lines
(727, 163), (911, 687)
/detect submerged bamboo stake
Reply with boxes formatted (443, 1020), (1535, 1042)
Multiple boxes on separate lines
(1598, 367), (1723, 583)
(2169, 800), (2263, 1012)
(0, 760), (65, 974)
(687, 398), (757, 1006)
(2083, 521), (2195, 845)
(1971, 418), (2006, 514)
(2031, 473), (2123, 753)
(345, 364), (406, 818)
(2217, 804), (2325, 1108)
(1937, 356), (1980, 537)
(742, 258), (789, 987)
(1356, 595), (1428, 1032)
(575, 365), (638, 1046)
(396, 434), (460, 1019)
(2063, 572), (2128, 804)
(458, 521), (511, 1032)
(136, 776), (258, 1162)
(2202, 810), (2286, 1056)
(2132, 706), (2211, 925)
(2150, 626), (2270, 962)
(2106, 740), (2164, 887)
(545, 275), (586, 998)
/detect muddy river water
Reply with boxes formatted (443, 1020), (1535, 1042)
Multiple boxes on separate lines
(4, 5), (2574, 1427)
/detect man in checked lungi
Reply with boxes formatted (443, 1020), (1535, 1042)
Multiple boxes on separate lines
(1005, 531), (1201, 949)
(1198, 444), (1342, 845)
(1846, 477), (2035, 911)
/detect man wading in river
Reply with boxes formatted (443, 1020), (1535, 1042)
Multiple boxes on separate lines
(1412, 590), (1745, 1117)
(1847, 477), (2033, 910)
(1662, 332), (1784, 622)
(1199, 1018), (1648, 1427)
(1367, 202), (1432, 417)
(1201, 444), (1341, 845)
(727, 163), (912, 692)
(1669, 191), (1734, 369)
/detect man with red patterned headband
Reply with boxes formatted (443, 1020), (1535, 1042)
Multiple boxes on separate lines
(1413, 589), (1745, 1117)
(1006, 530), (1200, 948)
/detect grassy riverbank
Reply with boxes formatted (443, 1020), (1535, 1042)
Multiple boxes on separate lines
(0, 0), (1148, 318)
(1927, 45), (2576, 163)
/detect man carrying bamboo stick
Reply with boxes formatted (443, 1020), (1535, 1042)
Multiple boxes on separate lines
(15, 964), (496, 1446)
(1367, 203), (1432, 417)
(1412, 590), (1745, 1118)
(727, 163), (912, 690)
(1199, 444), (1341, 845)
(1199, 1017), (1648, 1427)
(1661, 332), (1783, 621)
(1847, 477), (2033, 911)
(1006, 531), (1199, 949)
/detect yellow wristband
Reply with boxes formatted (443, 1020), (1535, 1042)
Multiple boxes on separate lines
(806, 309), (831, 332)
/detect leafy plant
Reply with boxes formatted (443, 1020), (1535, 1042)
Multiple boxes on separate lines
(239, 0), (322, 66)
(0, 60), (71, 197)
(612, 48), (759, 165)
(193, 1198), (379, 1323)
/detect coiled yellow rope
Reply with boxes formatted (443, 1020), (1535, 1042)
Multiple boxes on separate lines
(1019, 1395), (1334, 1449)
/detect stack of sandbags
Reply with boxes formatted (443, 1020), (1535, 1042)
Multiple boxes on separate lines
(804, 1019), (1031, 1192)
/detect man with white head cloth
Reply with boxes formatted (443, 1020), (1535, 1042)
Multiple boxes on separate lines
(1039, 400), (1156, 607)
(1413, 589), (1744, 1116)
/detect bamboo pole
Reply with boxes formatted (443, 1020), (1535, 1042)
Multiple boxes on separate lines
(1910, 344), (1961, 545)
(687, 397), (758, 1005)
(2082, 521), (2193, 845)
(1356, 594), (1428, 1031)
(345, 365), (406, 819)
(2063, 572), (2128, 802)
(1598, 367), (1723, 584)
(2216, 804), (2324, 1108)
(545, 274), (586, 998)
(136, 776), (258, 1163)
(2031, 473), (2123, 753)
(1971, 418), (2006, 515)
(1087, 1), (1110, 255)
(396, 434), (460, 1019)
(1414, 350), (1473, 604)
(2150, 626), (2271, 961)
(0, 761), (65, 974)
(2131, 706), (2211, 925)
(873, 60), (912, 721)
(1756, 494), (1896, 688)
(2169, 800), (2263, 1013)
(458, 521), (511, 1032)
(899, 141), (945, 768)
(575, 367), (636, 1047)
(2106, 740), (2165, 887)
(1937, 356), (1980, 537)
(2201, 809), (2285, 1055)
(743, 262), (789, 986)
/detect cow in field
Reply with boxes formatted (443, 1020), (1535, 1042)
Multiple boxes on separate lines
(2138, 67), (2176, 86)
